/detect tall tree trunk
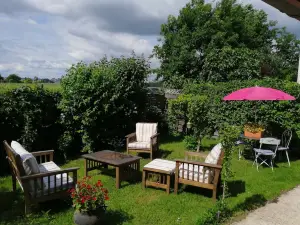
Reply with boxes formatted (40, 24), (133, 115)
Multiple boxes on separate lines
(196, 137), (201, 152)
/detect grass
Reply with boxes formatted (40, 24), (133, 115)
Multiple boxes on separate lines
(0, 83), (61, 93)
(1, 137), (300, 225)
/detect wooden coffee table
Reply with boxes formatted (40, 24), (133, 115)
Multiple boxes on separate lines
(82, 150), (141, 189)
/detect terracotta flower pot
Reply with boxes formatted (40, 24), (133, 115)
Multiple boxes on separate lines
(244, 130), (263, 139)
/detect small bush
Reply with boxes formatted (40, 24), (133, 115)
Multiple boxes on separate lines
(183, 135), (198, 150)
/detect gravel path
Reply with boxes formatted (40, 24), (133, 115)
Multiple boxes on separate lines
(232, 186), (300, 225)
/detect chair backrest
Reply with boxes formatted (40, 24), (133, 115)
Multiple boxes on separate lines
(259, 138), (280, 153)
(3, 141), (26, 186)
(282, 129), (292, 148)
(205, 143), (222, 165)
(136, 123), (157, 142)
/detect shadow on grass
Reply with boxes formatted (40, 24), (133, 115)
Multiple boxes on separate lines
(101, 209), (133, 225)
(199, 194), (267, 224)
(227, 180), (246, 197)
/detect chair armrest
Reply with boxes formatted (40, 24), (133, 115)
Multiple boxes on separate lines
(175, 159), (222, 170)
(31, 150), (54, 163)
(21, 167), (80, 181)
(150, 133), (159, 139)
(126, 132), (136, 138)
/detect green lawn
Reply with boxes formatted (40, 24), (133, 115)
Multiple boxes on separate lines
(1, 138), (300, 225)
(0, 83), (61, 93)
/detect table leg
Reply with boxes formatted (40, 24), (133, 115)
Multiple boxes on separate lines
(166, 174), (171, 194)
(84, 159), (88, 177)
(142, 170), (146, 189)
(116, 166), (120, 189)
(136, 160), (140, 181)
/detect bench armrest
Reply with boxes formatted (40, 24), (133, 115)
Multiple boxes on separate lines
(21, 167), (80, 181)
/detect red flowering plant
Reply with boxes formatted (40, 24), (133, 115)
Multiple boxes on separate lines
(68, 176), (109, 213)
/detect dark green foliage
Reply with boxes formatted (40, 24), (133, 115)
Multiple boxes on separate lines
(183, 135), (198, 150)
(0, 85), (62, 175)
(153, 0), (299, 88)
(5, 74), (22, 83)
(168, 78), (300, 147)
(59, 54), (150, 154)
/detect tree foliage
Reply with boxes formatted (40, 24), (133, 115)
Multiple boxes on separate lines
(59, 54), (150, 154)
(153, 0), (299, 88)
(6, 74), (22, 83)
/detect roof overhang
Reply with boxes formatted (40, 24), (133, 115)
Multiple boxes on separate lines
(263, 0), (300, 20)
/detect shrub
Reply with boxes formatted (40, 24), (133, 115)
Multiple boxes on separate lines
(183, 135), (198, 150)
(59, 54), (150, 153)
(0, 85), (62, 175)
(168, 78), (300, 148)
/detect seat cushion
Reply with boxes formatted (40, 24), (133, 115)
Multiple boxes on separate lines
(253, 148), (275, 156)
(144, 159), (176, 173)
(205, 143), (222, 164)
(179, 164), (210, 183)
(136, 123), (157, 142)
(128, 141), (151, 149)
(34, 161), (73, 195)
(11, 141), (43, 191)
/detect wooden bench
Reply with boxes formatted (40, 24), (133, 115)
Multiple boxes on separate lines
(174, 144), (224, 201)
(3, 140), (79, 214)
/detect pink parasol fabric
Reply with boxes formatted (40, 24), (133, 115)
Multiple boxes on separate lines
(223, 86), (296, 101)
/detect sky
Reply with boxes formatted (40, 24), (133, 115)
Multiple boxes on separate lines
(0, 0), (299, 79)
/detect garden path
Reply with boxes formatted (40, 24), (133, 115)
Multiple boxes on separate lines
(232, 185), (300, 225)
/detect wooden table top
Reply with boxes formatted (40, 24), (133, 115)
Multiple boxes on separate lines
(82, 150), (141, 166)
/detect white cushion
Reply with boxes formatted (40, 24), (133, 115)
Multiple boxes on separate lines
(34, 161), (73, 195)
(144, 159), (176, 173)
(179, 164), (210, 183)
(136, 123), (157, 142)
(11, 141), (43, 191)
(205, 143), (222, 164)
(128, 141), (151, 149)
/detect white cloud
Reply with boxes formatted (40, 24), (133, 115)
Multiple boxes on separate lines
(27, 18), (37, 24)
(0, 0), (299, 78)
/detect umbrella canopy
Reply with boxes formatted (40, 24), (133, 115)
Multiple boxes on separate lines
(223, 86), (296, 101)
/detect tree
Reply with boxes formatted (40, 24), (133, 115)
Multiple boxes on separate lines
(5, 74), (22, 83)
(271, 27), (300, 81)
(0, 74), (4, 83)
(23, 77), (33, 83)
(59, 54), (150, 154)
(153, 0), (285, 88)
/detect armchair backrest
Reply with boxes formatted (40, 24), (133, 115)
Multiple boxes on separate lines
(136, 123), (157, 142)
(204, 143), (222, 165)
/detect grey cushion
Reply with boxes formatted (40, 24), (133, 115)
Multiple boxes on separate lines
(128, 141), (151, 149)
(11, 141), (43, 191)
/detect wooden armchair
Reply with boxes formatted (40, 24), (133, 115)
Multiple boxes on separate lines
(174, 144), (224, 201)
(3, 140), (79, 214)
(126, 123), (159, 160)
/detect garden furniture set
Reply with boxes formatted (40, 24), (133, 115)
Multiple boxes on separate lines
(237, 129), (292, 170)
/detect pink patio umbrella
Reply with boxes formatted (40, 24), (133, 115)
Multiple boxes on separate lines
(223, 86), (296, 101)
(223, 86), (296, 122)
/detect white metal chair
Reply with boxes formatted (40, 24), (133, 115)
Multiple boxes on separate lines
(277, 129), (292, 167)
(253, 138), (280, 171)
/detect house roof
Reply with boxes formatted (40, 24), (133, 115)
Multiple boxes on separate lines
(262, 0), (300, 21)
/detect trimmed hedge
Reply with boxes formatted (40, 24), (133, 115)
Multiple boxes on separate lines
(0, 85), (62, 175)
(168, 78), (300, 150)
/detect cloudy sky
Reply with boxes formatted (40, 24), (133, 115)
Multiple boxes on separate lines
(0, 0), (299, 79)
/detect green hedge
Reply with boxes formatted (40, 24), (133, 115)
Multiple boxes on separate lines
(0, 85), (62, 175)
(168, 78), (300, 149)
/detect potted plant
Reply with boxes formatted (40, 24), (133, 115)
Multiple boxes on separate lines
(69, 176), (109, 225)
(244, 123), (265, 139)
